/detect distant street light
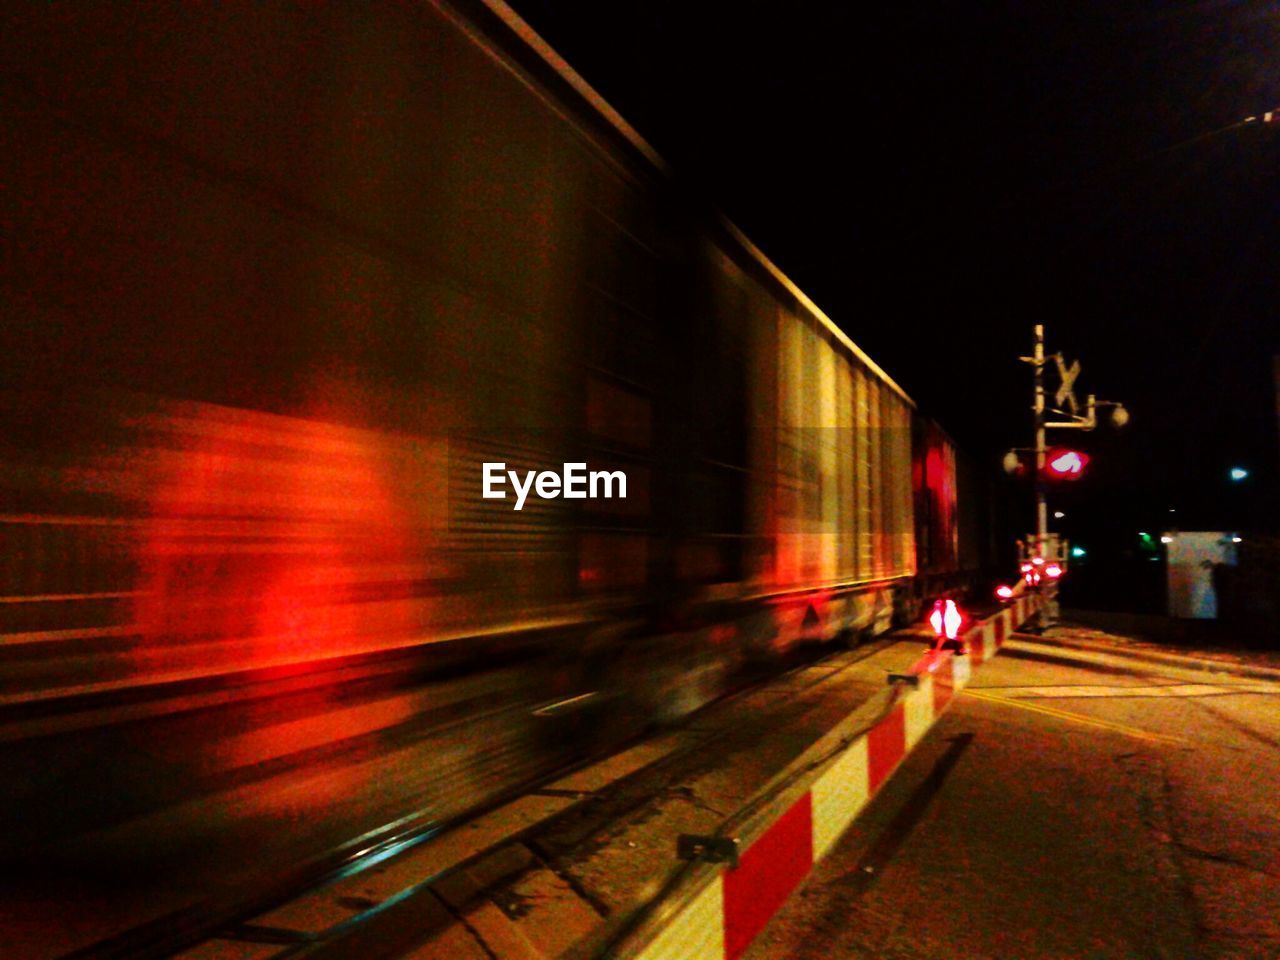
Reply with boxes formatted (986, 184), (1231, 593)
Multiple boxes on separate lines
(1053, 510), (1065, 519)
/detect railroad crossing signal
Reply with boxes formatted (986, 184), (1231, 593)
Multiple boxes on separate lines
(1053, 354), (1080, 414)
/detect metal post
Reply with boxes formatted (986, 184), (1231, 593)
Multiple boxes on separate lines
(1032, 324), (1057, 629)
(1033, 324), (1047, 555)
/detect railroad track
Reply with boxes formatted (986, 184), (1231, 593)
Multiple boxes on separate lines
(56, 634), (900, 960)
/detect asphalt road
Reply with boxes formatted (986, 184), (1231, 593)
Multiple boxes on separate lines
(746, 634), (1280, 960)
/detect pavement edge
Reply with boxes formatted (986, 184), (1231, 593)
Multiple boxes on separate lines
(611, 595), (1044, 960)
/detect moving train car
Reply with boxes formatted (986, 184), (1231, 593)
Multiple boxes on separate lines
(913, 418), (1004, 605)
(0, 0), (990, 720)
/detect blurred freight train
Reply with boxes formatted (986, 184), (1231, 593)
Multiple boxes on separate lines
(0, 1), (1003, 740)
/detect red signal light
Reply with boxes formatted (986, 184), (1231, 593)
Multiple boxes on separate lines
(929, 598), (963, 641)
(1044, 448), (1090, 480)
(945, 601), (962, 639)
(1045, 563), (1063, 579)
(995, 584), (1014, 600)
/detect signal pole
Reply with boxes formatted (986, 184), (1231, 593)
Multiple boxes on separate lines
(1033, 324), (1048, 560)
(1015, 325), (1128, 630)
(1029, 324), (1056, 628)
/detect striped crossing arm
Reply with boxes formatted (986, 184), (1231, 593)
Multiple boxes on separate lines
(622, 594), (1043, 960)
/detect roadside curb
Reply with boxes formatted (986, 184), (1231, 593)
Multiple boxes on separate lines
(608, 595), (1044, 960)
(1023, 633), (1280, 684)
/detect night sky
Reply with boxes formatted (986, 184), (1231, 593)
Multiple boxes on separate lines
(508, 0), (1280, 540)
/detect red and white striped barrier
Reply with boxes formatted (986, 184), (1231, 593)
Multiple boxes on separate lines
(625, 595), (1043, 960)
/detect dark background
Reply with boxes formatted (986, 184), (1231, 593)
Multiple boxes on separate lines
(506, 0), (1280, 605)
(504, 0), (1274, 527)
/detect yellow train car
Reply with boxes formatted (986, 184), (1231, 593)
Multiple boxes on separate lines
(0, 0), (962, 721)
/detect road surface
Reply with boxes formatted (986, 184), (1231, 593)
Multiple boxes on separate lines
(747, 633), (1280, 959)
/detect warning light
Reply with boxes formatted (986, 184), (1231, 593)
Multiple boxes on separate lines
(928, 598), (964, 643)
(1051, 451), (1083, 473)
(995, 584), (1014, 600)
(929, 598), (966, 654)
(944, 601), (962, 638)
(1044, 448), (1090, 480)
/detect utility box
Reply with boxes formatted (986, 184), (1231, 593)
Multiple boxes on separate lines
(1165, 532), (1239, 619)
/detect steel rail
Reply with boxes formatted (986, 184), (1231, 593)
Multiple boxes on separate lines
(292, 635), (901, 960)
(62, 636), (894, 959)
